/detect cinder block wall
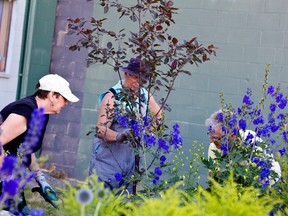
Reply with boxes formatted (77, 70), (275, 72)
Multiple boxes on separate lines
(43, 0), (93, 176)
(47, 0), (288, 182)
(170, 0), (288, 181)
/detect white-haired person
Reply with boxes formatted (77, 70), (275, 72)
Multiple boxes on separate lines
(205, 109), (281, 185)
(0, 74), (79, 215)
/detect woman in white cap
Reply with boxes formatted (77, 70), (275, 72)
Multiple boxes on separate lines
(0, 74), (79, 215)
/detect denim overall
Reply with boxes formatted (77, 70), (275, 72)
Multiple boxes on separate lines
(89, 81), (148, 193)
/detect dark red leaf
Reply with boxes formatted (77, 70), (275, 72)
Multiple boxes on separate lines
(156, 25), (163, 31)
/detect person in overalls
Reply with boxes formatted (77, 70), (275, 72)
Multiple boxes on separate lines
(89, 58), (162, 194)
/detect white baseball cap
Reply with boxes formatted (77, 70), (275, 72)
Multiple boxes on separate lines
(38, 74), (79, 102)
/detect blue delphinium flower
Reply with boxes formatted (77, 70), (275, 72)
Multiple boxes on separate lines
(30, 209), (44, 216)
(152, 167), (163, 184)
(270, 139), (276, 145)
(0, 155), (17, 176)
(227, 114), (237, 128)
(0, 126), (2, 155)
(237, 107), (242, 115)
(143, 116), (152, 127)
(131, 120), (140, 137)
(158, 139), (169, 151)
(278, 98), (287, 109)
(278, 147), (286, 156)
(18, 108), (46, 156)
(275, 93), (283, 103)
(173, 123), (180, 131)
(238, 119), (246, 131)
(267, 85), (275, 96)
(2, 179), (19, 197)
(282, 131), (288, 143)
(270, 124), (279, 133)
(268, 115), (275, 124)
(218, 113), (224, 122)
(118, 115), (129, 128)
(252, 157), (259, 164)
(244, 132), (255, 145)
(277, 113), (285, 120)
(154, 167), (162, 176)
(253, 116), (264, 126)
(169, 123), (183, 149)
(115, 173), (123, 182)
(220, 141), (229, 155)
(254, 160), (271, 188)
(232, 128), (238, 136)
(260, 167), (270, 182)
(261, 180), (270, 189)
(242, 95), (253, 105)
(259, 125), (271, 138)
(160, 155), (166, 166)
(21, 171), (37, 189)
(145, 134), (156, 147)
(269, 104), (276, 113)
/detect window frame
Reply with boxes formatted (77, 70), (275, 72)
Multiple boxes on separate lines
(0, 0), (14, 72)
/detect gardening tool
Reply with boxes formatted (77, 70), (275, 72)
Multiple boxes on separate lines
(31, 186), (62, 209)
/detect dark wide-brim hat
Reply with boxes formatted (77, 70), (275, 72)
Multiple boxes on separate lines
(120, 58), (148, 80)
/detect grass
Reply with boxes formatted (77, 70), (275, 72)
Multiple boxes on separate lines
(25, 186), (62, 216)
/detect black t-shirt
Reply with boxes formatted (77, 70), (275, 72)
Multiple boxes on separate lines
(0, 96), (49, 166)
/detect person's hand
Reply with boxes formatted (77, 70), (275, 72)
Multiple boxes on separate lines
(116, 129), (133, 143)
(35, 173), (58, 201)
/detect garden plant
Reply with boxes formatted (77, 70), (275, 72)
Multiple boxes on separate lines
(67, 0), (216, 196)
(0, 0), (287, 216)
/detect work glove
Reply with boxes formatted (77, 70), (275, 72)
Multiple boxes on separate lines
(35, 173), (58, 201)
(116, 129), (133, 143)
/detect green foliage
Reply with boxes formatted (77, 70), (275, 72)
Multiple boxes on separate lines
(58, 175), (127, 216)
(23, 147), (287, 216)
(194, 174), (279, 216)
(166, 141), (204, 194)
(202, 65), (287, 191)
(125, 183), (195, 216)
(131, 141), (204, 199)
(268, 153), (288, 215)
(125, 174), (278, 216)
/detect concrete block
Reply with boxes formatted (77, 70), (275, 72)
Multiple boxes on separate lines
(216, 44), (244, 62)
(261, 30), (284, 48)
(217, 12), (248, 28)
(243, 47), (276, 64)
(266, 0), (288, 13)
(176, 9), (217, 27)
(228, 29), (261, 46)
(247, 13), (281, 30)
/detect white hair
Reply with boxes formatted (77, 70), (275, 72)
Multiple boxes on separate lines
(205, 109), (224, 130)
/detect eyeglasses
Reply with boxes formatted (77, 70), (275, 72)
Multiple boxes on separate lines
(210, 136), (223, 143)
(127, 73), (140, 80)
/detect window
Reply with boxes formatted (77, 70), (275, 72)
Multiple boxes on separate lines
(0, 0), (14, 72)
